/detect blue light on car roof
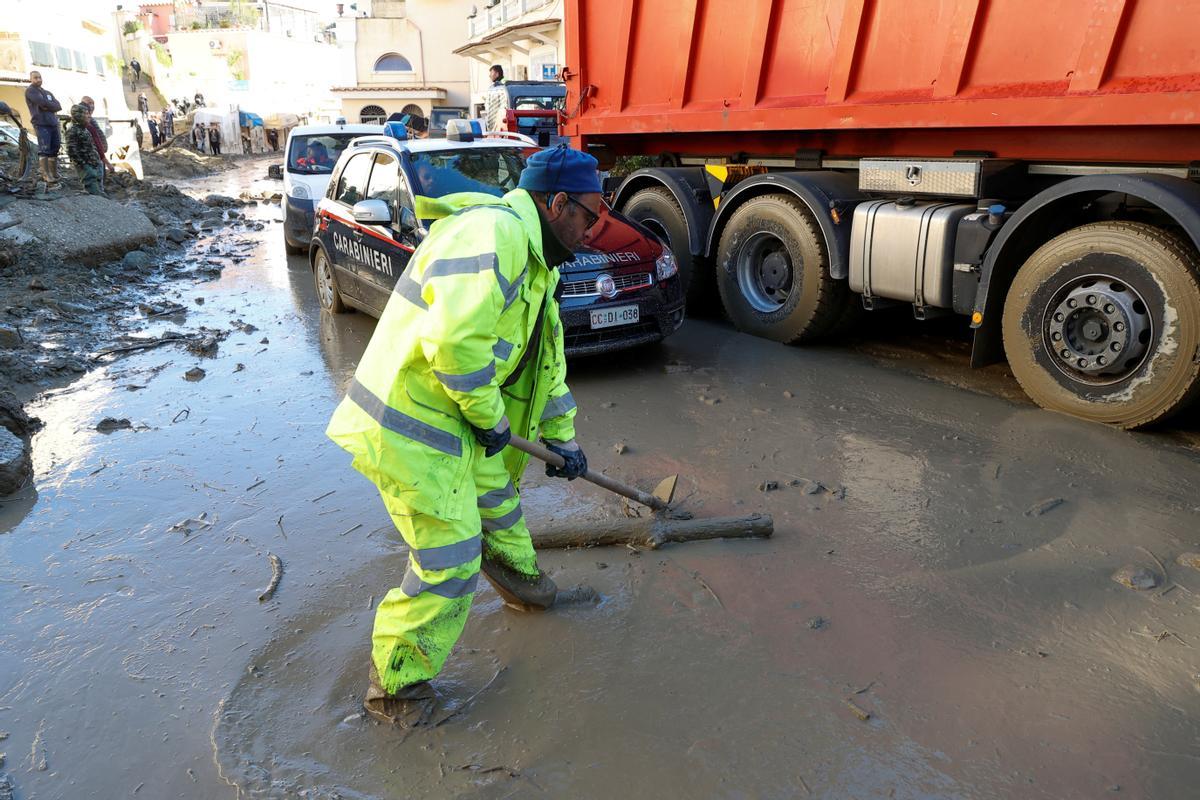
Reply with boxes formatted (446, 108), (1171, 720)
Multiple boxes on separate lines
(383, 121), (408, 141)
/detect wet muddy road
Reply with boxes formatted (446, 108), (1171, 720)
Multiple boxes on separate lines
(2, 163), (1199, 799)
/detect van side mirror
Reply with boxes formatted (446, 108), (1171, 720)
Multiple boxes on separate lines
(398, 206), (418, 233)
(351, 199), (392, 225)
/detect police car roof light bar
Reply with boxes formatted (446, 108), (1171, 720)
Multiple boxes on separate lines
(383, 120), (409, 140)
(446, 118), (484, 142)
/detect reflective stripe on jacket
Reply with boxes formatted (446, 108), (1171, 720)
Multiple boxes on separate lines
(326, 188), (576, 519)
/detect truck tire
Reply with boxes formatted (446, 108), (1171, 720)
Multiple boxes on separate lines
(621, 187), (712, 311)
(284, 228), (305, 255)
(312, 247), (348, 314)
(1002, 221), (1200, 428)
(715, 194), (846, 343)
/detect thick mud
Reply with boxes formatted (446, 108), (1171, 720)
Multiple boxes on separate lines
(2, 160), (1199, 798)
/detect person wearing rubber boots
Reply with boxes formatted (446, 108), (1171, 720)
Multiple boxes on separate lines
(326, 145), (602, 724)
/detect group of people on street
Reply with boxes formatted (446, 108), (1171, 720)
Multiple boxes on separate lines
(24, 70), (112, 195)
(191, 122), (222, 155)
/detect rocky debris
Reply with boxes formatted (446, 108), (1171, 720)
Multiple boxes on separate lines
(27, 276), (46, 291)
(95, 417), (133, 433)
(184, 367), (206, 382)
(141, 146), (228, 179)
(0, 196), (155, 265)
(807, 616), (829, 630)
(187, 336), (219, 358)
(1025, 498), (1065, 517)
(1111, 565), (1160, 591)
(782, 390), (794, 399)
(122, 250), (154, 270)
(664, 361), (693, 374)
(758, 480), (779, 492)
(699, 394), (720, 405)
(162, 226), (189, 244)
(0, 392), (39, 496)
(203, 193), (242, 208)
(613, 442), (628, 455)
(1176, 552), (1200, 571)
(0, 324), (20, 347)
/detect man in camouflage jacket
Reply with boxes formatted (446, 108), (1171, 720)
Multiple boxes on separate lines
(66, 104), (103, 196)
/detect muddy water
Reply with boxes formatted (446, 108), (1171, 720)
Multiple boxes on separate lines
(3, 162), (1200, 798)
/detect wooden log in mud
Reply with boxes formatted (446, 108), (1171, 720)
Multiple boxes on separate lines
(530, 513), (773, 551)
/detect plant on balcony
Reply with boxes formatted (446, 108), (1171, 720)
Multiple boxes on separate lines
(122, 20), (143, 35)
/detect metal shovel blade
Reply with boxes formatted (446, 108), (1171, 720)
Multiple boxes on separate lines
(653, 474), (678, 506)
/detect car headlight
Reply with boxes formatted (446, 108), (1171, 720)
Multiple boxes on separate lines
(655, 251), (678, 280)
(289, 182), (311, 200)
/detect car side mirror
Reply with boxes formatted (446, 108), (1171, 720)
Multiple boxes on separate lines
(351, 199), (391, 225)
(398, 206), (418, 233)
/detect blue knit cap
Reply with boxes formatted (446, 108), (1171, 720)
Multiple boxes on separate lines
(518, 144), (601, 194)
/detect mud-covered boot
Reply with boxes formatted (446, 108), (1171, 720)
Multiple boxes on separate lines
(46, 158), (61, 189)
(363, 664), (435, 725)
(481, 558), (557, 611)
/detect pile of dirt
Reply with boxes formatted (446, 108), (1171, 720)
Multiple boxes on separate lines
(0, 195), (156, 264)
(141, 145), (231, 179)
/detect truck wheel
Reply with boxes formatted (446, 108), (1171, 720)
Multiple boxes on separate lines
(622, 187), (712, 311)
(284, 229), (305, 255)
(715, 194), (846, 343)
(1002, 221), (1200, 428)
(312, 247), (347, 314)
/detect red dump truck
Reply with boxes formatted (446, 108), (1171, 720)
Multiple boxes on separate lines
(561, 0), (1200, 427)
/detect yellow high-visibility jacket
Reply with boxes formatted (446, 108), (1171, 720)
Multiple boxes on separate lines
(326, 188), (577, 520)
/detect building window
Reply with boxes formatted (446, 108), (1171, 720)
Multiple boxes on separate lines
(373, 53), (412, 72)
(359, 104), (386, 124)
(73, 51), (88, 72)
(29, 42), (53, 67)
(94, 56), (106, 76)
(54, 46), (72, 70)
(401, 104), (423, 117)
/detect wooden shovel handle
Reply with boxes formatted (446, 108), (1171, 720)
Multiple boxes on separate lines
(508, 434), (669, 511)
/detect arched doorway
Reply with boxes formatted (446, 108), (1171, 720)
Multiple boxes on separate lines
(359, 104), (386, 124)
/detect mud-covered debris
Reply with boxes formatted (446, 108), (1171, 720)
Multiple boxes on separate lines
(555, 585), (600, 605)
(194, 296), (205, 305)
(137, 301), (186, 318)
(759, 480), (779, 492)
(845, 698), (871, 721)
(808, 616), (829, 630)
(187, 336), (219, 357)
(0, 771), (12, 800)
(258, 553), (284, 602)
(0, 427), (29, 496)
(1175, 552), (1200, 571)
(122, 250), (153, 270)
(27, 276), (46, 291)
(162, 226), (188, 244)
(1111, 565), (1160, 591)
(0, 325), (20, 348)
(600, 401), (616, 409)
(168, 513), (212, 535)
(782, 390), (794, 399)
(1026, 497), (1065, 517)
(664, 361), (692, 374)
(699, 394), (720, 405)
(233, 363), (245, 373)
(259, 336), (269, 345)
(613, 441), (627, 455)
(184, 366), (206, 381)
(95, 417), (132, 433)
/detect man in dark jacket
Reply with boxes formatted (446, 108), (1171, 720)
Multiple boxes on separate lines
(208, 123), (221, 155)
(66, 104), (103, 196)
(129, 58), (141, 89)
(24, 71), (61, 188)
(148, 114), (160, 148)
(80, 96), (110, 193)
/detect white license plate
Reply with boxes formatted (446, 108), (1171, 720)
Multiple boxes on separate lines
(589, 304), (640, 330)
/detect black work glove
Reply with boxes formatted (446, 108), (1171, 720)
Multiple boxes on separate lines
(472, 417), (511, 458)
(544, 439), (587, 480)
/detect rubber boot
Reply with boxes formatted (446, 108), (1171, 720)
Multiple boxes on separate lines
(37, 157), (51, 186)
(363, 663), (435, 725)
(481, 557), (557, 611)
(46, 157), (61, 189)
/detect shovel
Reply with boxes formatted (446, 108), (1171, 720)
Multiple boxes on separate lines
(508, 434), (677, 512)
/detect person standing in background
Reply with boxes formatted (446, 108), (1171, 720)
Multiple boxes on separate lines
(24, 70), (61, 188)
(137, 92), (149, 120)
(66, 104), (104, 196)
(80, 96), (110, 193)
(161, 106), (175, 138)
(129, 58), (141, 90)
(148, 113), (160, 148)
(208, 122), (221, 155)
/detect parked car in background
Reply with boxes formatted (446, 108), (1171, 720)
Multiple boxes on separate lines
(309, 123), (684, 356)
(282, 122), (381, 254)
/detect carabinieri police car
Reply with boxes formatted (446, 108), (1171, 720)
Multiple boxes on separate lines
(308, 120), (685, 356)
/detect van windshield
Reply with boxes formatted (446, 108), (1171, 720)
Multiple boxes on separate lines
(409, 148), (527, 198)
(287, 133), (361, 174)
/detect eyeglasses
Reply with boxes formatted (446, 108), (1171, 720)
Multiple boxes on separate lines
(564, 194), (601, 230)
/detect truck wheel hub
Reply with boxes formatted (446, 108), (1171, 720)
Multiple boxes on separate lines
(736, 232), (794, 313)
(1045, 275), (1151, 380)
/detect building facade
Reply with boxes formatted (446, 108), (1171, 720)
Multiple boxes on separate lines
(455, 0), (563, 116)
(0, 1), (130, 125)
(331, 0), (475, 125)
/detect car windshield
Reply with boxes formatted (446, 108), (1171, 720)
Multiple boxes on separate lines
(408, 148), (526, 199)
(512, 95), (566, 112)
(287, 133), (361, 175)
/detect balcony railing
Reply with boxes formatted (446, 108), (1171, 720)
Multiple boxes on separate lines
(467, 0), (548, 38)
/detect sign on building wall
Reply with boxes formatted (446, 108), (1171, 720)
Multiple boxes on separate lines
(540, 63), (557, 81)
(0, 33), (27, 75)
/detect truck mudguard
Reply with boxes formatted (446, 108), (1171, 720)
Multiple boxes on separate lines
(614, 167), (715, 258)
(970, 174), (1200, 367)
(703, 172), (864, 280)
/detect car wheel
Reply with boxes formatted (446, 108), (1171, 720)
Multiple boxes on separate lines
(312, 247), (347, 314)
(622, 187), (712, 312)
(1002, 221), (1200, 428)
(715, 194), (847, 343)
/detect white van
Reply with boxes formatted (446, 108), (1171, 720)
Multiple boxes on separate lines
(282, 122), (382, 253)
